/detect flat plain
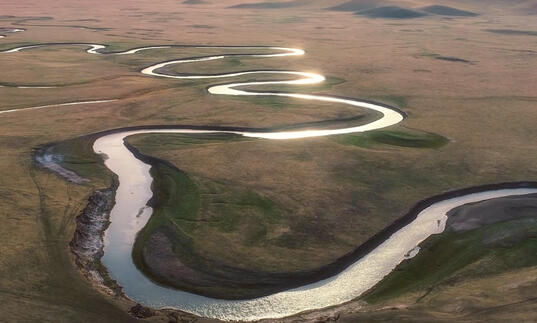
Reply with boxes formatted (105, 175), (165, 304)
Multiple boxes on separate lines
(1, 0), (537, 322)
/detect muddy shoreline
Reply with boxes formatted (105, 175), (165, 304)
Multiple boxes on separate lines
(33, 145), (90, 184)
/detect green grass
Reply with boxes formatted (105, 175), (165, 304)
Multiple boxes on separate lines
(222, 76), (346, 109)
(150, 162), (201, 232)
(130, 156), (287, 291)
(231, 95), (293, 109)
(273, 114), (376, 131)
(333, 127), (449, 149)
(216, 191), (282, 231)
(131, 161), (200, 276)
(128, 135), (287, 291)
(364, 217), (537, 303)
(127, 132), (250, 149)
(135, 158), (285, 237)
(239, 76), (346, 94)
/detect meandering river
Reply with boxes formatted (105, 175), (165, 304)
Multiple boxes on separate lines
(94, 128), (537, 321)
(3, 41), (536, 321)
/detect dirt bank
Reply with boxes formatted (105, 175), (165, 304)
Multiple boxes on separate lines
(447, 193), (537, 232)
(69, 186), (120, 295)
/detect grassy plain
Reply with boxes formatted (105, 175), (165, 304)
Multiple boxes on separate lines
(0, 0), (536, 321)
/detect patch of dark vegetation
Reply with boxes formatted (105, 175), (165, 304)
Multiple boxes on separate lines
(60, 18), (101, 22)
(3, 16), (110, 31)
(420, 5), (477, 17)
(329, 0), (382, 11)
(417, 50), (472, 64)
(364, 193), (537, 303)
(0, 15), (51, 19)
(229, 0), (304, 9)
(334, 127), (449, 149)
(433, 55), (471, 63)
(355, 6), (428, 19)
(189, 24), (214, 29)
(486, 29), (537, 36)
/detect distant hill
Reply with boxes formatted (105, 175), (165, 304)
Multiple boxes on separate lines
(329, 0), (382, 12)
(229, 0), (303, 9)
(527, 3), (537, 14)
(421, 5), (477, 17)
(355, 6), (428, 19)
(183, 0), (206, 4)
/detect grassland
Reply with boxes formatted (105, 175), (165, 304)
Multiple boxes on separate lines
(333, 126), (449, 149)
(365, 213), (537, 304)
(0, 0), (536, 321)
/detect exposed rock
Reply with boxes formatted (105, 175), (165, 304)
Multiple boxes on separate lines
(70, 187), (117, 294)
(129, 303), (155, 318)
